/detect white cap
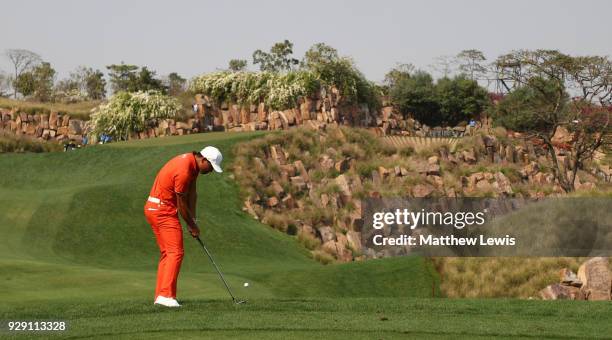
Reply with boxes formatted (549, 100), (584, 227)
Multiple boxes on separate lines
(200, 146), (223, 173)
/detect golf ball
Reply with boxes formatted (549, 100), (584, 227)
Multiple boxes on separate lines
(243, 282), (249, 287)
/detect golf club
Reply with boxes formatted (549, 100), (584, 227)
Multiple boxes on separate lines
(195, 236), (247, 305)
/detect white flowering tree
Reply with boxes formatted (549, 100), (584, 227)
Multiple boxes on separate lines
(189, 63), (380, 112)
(91, 90), (182, 140)
(189, 71), (320, 110)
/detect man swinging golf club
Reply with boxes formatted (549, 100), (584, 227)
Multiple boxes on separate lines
(144, 146), (223, 307)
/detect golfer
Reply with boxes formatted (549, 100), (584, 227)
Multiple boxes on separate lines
(144, 146), (223, 307)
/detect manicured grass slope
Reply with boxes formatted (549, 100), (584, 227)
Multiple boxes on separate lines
(0, 132), (435, 297)
(0, 131), (609, 339)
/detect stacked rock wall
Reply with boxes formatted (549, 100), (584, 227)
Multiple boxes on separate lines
(0, 109), (88, 144)
(191, 90), (379, 133)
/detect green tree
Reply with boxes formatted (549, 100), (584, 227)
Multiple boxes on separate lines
(302, 43), (339, 69)
(4, 49), (41, 98)
(252, 40), (299, 72)
(13, 72), (35, 97)
(456, 49), (487, 80)
(493, 78), (567, 133)
(83, 68), (106, 100)
(106, 63), (165, 93)
(300, 43), (381, 110)
(55, 76), (80, 93)
(228, 59), (248, 72)
(135, 67), (166, 93)
(55, 66), (106, 101)
(15, 62), (56, 101)
(106, 63), (139, 93)
(435, 75), (489, 125)
(390, 70), (439, 125)
(165, 72), (186, 96)
(492, 49), (611, 192)
(32, 62), (56, 101)
(384, 63), (414, 88)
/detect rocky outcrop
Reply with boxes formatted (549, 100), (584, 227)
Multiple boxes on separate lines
(0, 109), (89, 144)
(540, 258), (611, 301)
(0, 108), (211, 144)
(193, 90), (378, 133)
(236, 125), (606, 263)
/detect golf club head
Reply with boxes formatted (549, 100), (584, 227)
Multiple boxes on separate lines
(234, 299), (247, 305)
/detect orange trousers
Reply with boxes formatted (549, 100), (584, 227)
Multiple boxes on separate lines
(144, 201), (184, 299)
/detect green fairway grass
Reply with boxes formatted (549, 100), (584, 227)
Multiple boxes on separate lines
(0, 131), (610, 339)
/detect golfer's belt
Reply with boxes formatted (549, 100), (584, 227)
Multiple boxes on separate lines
(148, 196), (162, 204)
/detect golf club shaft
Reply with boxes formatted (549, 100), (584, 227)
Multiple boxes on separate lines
(195, 236), (238, 301)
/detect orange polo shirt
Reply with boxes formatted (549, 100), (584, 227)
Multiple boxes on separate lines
(148, 153), (199, 208)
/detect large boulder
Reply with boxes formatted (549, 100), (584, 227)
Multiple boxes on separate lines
(539, 283), (585, 300)
(462, 149), (477, 164)
(412, 184), (434, 198)
(267, 196), (279, 207)
(559, 268), (582, 287)
(269, 181), (284, 197)
(426, 164), (441, 176)
(294, 160), (310, 181)
(176, 121), (191, 130)
(277, 111), (289, 129)
(346, 231), (362, 252)
(243, 200), (259, 220)
(300, 98), (313, 120)
(551, 126), (572, 144)
(68, 119), (83, 135)
(257, 102), (267, 121)
(281, 194), (296, 209)
(290, 176), (306, 191)
(493, 172), (513, 195)
(61, 114), (70, 127)
(334, 158), (351, 173)
(334, 174), (352, 203)
(269, 145), (286, 165)
(319, 155), (334, 171)
(317, 226), (335, 243)
(413, 161), (429, 174)
(577, 257), (611, 300)
(48, 112), (58, 129)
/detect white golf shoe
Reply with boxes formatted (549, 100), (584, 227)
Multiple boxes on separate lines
(154, 295), (181, 307)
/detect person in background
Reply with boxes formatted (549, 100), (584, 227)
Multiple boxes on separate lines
(63, 139), (77, 152)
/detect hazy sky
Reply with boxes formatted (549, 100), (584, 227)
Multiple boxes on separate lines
(1, 0), (610, 83)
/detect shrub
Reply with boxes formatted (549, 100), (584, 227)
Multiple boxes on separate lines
(90, 91), (181, 139)
(189, 65), (381, 112)
(261, 211), (289, 232)
(297, 231), (321, 250)
(435, 75), (490, 125)
(189, 71), (319, 110)
(312, 250), (334, 265)
(399, 145), (415, 157)
(286, 223), (298, 236)
(433, 257), (588, 298)
(0, 131), (62, 153)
